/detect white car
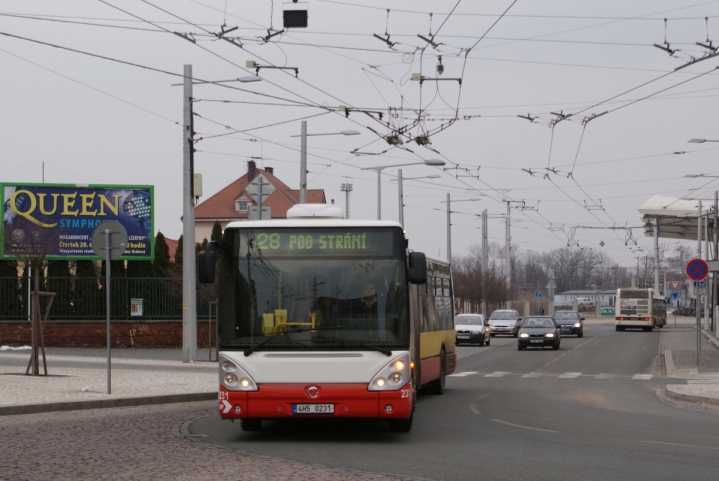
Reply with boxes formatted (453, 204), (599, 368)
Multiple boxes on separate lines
(488, 309), (521, 337)
(455, 314), (491, 346)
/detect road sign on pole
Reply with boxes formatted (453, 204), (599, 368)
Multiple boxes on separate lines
(91, 221), (128, 395)
(686, 258), (709, 282)
(535, 290), (542, 299)
(671, 291), (679, 299)
(669, 281), (680, 291)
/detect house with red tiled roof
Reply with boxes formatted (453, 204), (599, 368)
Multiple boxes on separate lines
(194, 161), (326, 242)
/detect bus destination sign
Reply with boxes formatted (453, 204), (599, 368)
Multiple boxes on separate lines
(238, 228), (399, 257)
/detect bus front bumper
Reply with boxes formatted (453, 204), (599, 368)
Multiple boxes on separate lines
(218, 384), (413, 420)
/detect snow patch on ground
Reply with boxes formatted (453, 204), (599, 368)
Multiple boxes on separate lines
(0, 345), (32, 351)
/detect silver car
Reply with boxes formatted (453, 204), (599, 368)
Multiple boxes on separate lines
(455, 314), (491, 346)
(488, 309), (521, 338)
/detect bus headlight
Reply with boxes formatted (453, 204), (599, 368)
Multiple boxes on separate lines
(369, 353), (410, 391)
(220, 355), (258, 391)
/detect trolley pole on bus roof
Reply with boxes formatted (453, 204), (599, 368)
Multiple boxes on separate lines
(182, 64), (198, 363)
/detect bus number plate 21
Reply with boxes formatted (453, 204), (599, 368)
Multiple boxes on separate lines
(292, 404), (335, 414)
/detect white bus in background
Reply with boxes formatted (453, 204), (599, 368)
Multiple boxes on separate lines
(615, 288), (667, 332)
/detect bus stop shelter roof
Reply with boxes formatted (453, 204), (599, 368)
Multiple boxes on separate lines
(639, 195), (715, 241)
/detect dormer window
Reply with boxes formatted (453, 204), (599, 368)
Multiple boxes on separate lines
(236, 201), (248, 212)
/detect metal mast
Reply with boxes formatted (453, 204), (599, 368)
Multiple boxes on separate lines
(341, 183), (353, 219)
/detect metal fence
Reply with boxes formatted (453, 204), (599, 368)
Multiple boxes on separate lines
(0, 277), (217, 320)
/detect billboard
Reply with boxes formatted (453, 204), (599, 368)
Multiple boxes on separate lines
(1, 183), (154, 260)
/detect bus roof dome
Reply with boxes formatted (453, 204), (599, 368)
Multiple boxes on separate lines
(287, 204), (344, 219)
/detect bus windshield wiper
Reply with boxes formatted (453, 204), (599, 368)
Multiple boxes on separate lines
(313, 338), (392, 356)
(243, 326), (340, 357)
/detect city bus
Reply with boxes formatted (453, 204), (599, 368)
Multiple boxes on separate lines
(615, 288), (667, 331)
(198, 204), (456, 432)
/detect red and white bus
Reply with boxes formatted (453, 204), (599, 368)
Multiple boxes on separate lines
(615, 288), (667, 332)
(198, 204), (456, 432)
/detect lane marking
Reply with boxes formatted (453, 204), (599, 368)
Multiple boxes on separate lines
(476, 393), (492, 401)
(448, 371), (478, 377)
(538, 335), (599, 371)
(632, 374), (653, 380)
(596, 373), (615, 379)
(559, 372), (582, 378)
(469, 404), (482, 414)
(485, 371), (511, 377)
(641, 440), (719, 451)
(492, 419), (560, 433)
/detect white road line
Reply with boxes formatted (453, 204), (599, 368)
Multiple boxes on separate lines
(492, 419), (560, 433)
(641, 440), (719, 451)
(469, 404), (482, 414)
(596, 373), (615, 379)
(485, 372), (512, 377)
(559, 372), (582, 378)
(522, 372), (544, 378)
(448, 371), (478, 377)
(476, 393), (492, 401)
(632, 374), (653, 380)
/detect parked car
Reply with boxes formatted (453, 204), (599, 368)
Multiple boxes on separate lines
(455, 314), (490, 346)
(488, 309), (521, 337)
(518, 316), (561, 351)
(553, 310), (584, 337)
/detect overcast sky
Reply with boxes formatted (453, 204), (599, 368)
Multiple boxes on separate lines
(3, 0), (719, 267)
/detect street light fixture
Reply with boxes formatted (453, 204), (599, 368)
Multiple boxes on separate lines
(684, 174), (719, 178)
(170, 76), (262, 86)
(361, 159), (446, 220)
(295, 123), (361, 203)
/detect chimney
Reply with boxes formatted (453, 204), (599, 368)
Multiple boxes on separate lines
(265, 167), (274, 175)
(247, 160), (257, 181)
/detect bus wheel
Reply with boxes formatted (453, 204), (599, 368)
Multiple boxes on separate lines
(430, 349), (446, 395)
(388, 414), (413, 433)
(240, 418), (262, 431)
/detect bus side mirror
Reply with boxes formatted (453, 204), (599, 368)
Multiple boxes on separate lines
(198, 248), (216, 284)
(407, 252), (427, 284)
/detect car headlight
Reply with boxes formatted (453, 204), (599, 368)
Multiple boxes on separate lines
(220, 355), (258, 391)
(545, 333), (555, 338)
(574, 322), (581, 328)
(519, 333), (529, 338)
(369, 353), (410, 391)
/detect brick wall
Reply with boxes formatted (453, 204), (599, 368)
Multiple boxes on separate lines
(0, 320), (217, 349)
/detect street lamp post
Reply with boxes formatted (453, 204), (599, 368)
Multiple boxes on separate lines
(292, 126), (360, 203)
(390, 173), (440, 228)
(361, 159), (445, 220)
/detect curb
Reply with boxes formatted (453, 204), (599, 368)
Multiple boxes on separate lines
(702, 329), (719, 350)
(0, 392), (216, 417)
(664, 385), (719, 407)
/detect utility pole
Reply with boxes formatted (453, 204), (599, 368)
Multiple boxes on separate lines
(503, 200), (513, 308)
(482, 209), (488, 317)
(300, 121), (307, 203)
(398, 170), (404, 228)
(697, 200), (702, 366)
(341, 183), (353, 219)
(715, 191), (718, 335)
(182, 64), (197, 364)
(654, 218), (660, 295)
(446, 193), (451, 263)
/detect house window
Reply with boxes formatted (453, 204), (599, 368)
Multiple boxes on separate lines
(236, 201), (248, 212)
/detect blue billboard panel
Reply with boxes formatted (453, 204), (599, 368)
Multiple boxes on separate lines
(1, 183), (154, 260)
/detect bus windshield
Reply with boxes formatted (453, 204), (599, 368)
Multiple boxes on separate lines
(217, 227), (409, 351)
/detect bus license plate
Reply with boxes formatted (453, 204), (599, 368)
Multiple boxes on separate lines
(292, 404), (334, 414)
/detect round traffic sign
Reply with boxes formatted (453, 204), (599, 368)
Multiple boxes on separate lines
(671, 291), (679, 299)
(685, 258), (709, 282)
(535, 290), (542, 298)
(91, 221), (128, 261)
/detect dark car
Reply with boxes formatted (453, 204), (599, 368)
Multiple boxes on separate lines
(488, 309), (521, 337)
(517, 316), (561, 350)
(455, 314), (491, 346)
(553, 310), (584, 337)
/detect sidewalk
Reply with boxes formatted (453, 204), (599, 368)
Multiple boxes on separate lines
(0, 347), (217, 415)
(661, 316), (719, 407)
